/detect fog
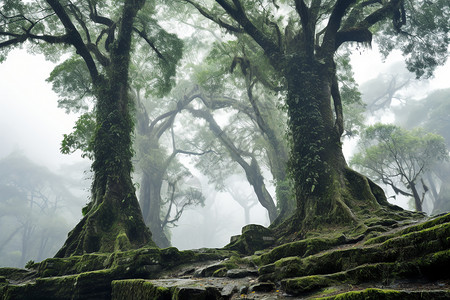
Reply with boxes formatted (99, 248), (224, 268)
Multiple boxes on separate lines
(1, 45), (449, 267)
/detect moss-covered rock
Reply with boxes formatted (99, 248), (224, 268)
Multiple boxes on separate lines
(257, 214), (450, 286)
(282, 275), (334, 295)
(364, 213), (450, 245)
(260, 234), (347, 265)
(225, 224), (275, 255)
(1, 213), (449, 299)
(111, 279), (170, 300)
(318, 288), (450, 299)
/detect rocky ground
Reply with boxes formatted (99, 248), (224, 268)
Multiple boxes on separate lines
(1, 213), (450, 299)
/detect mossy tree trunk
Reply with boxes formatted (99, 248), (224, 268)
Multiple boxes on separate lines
(283, 55), (366, 231)
(55, 0), (153, 257)
(188, 0), (421, 235)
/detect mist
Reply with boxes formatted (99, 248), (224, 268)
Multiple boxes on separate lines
(1, 43), (449, 267)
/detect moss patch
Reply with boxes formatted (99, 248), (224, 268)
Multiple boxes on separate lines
(282, 275), (334, 295)
(318, 288), (450, 299)
(260, 234), (347, 265)
(111, 279), (170, 300)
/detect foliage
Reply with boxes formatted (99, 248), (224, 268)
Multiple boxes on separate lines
(335, 51), (365, 137)
(351, 123), (449, 211)
(375, 0), (450, 78)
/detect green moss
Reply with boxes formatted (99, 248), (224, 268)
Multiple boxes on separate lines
(365, 213), (450, 245)
(319, 288), (402, 299)
(260, 235), (346, 265)
(115, 231), (132, 252)
(0, 268), (31, 280)
(111, 279), (170, 300)
(282, 275), (334, 295)
(225, 224), (275, 255)
(318, 288), (450, 299)
(212, 267), (227, 277)
(318, 287), (340, 297)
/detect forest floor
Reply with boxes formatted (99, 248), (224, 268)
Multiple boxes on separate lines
(1, 212), (450, 299)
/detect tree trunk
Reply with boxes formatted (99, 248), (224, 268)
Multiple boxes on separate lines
(409, 181), (423, 212)
(55, 0), (153, 257)
(139, 172), (171, 248)
(278, 55), (412, 234)
(191, 109), (278, 222)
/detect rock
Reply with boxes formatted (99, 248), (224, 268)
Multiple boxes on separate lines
(220, 284), (237, 297)
(136, 264), (162, 275)
(193, 262), (225, 277)
(239, 285), (248, 295)
(226, 269), (258, 278)
(230, 235), (240, 243)
(173, 286), (208, 300)
(249, 282), (276, 293)
(225, 224), (275, 255)
(212, 267), (227, 277)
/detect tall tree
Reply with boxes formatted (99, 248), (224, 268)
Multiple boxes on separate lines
(351, 124), (449, 212)
(1, 0), (182, 256)
(182, 0), (450, 232)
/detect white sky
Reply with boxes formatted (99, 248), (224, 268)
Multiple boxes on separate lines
(0, 49), (83, 171)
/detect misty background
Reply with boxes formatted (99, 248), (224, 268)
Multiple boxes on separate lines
(1, 44), (449, 267)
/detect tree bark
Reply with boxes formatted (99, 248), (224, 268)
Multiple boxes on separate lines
(55, 0), (153, 257)
(280, 55), (401, 232)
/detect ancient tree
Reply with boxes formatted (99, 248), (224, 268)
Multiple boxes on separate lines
(1, 0), (181, 256)
(182, 0), (449, 232)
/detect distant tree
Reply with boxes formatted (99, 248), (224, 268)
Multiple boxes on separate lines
(393, 89), (450, 214)
(188, 103), (279, 222)
(359, 62), (414, 113)
(223, 175), (259, 224)
(181, 0), (450, 232)
(351, 124), (449, 212)
(135, 94), (206, 247)
(0, 152), (79, 267)
(1, 0), (182, 256)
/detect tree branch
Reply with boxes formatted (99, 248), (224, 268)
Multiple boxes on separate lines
(45, 0), (99, 82)
(183, 0), (243, 33)
(214, 0), (281, 63)
(321, 0), (356, 54)
(331, 70), (344, 136)
(133, 27), (166, 61)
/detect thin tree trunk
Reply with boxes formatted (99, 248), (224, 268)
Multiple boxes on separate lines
(190, 108), (278, 222)
(139, 172), (171, 248)
(409, 181), (423, 212)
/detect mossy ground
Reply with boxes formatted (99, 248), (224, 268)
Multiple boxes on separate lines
(1, 213), (449, 299)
